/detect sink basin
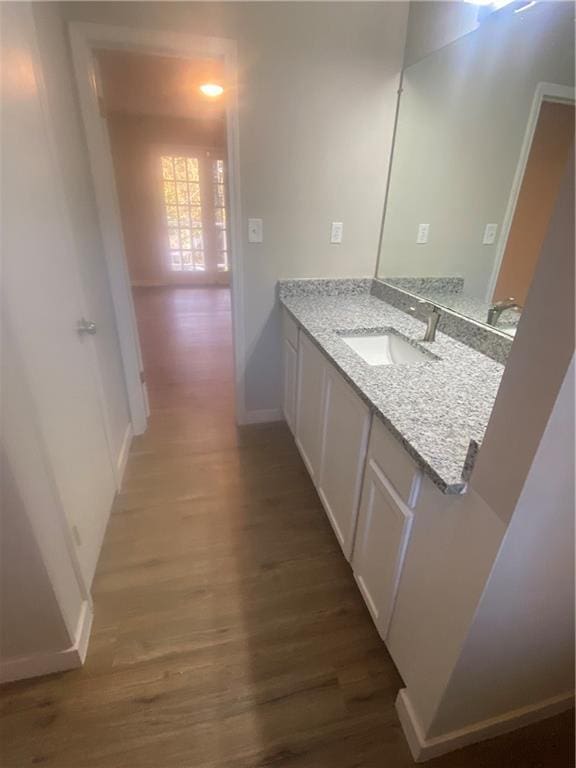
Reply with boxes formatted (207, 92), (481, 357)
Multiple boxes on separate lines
(341, 332), (431, 366)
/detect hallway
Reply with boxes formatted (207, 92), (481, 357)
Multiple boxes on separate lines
(133, 287), (235, 413)
(0, 288), (572, 767)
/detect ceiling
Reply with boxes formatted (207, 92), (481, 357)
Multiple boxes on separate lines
(96, 49), (227, 121)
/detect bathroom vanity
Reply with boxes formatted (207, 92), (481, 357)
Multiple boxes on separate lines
(279, 277), (506, 673)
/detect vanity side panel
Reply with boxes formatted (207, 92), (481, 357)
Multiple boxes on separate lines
(281, 310), (299, 433)
(295, 333), (326, 481)
(386, 479), (506, 731)
(427, 355), (575, 737)
(282, 337), (298, 433)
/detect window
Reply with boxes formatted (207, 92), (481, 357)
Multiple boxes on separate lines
(212, 159), (228, 272)
(161, 153), (229, 276)
(161, 155), (205, 272)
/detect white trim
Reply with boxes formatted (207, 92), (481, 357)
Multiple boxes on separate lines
(0, 600), (93, 685)
(396, 687), (575, 763)
(485, 82), (576, 302)
(68, 22), (247, 430)
(115, 423), (133, 490)
(240, 408), (284, 425)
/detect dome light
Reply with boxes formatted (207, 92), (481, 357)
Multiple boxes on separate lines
(200, 83), (224, 98)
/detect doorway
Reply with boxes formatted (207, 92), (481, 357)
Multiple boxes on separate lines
(69, 23), (245, 430)
(487, 84), (575, 306)
(95, 46), (234, 414)
(494, 99), (574, 305)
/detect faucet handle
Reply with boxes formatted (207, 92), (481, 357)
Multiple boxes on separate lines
(408, 299), (441, 341)
(492, 296), (518, 310)
(409, 299), (436, 314)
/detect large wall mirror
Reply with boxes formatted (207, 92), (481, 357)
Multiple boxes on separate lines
(376, 1), (575, 336)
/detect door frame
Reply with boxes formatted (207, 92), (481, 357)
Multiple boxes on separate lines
(68, 22), (248, 428)
(485, 81), (576, 303)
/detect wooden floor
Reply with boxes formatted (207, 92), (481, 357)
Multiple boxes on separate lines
(1, 287), (572, 767)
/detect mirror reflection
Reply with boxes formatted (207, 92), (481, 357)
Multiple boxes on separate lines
(377, 1), (575, 336)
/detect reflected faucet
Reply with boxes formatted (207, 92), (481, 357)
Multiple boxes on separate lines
(487, 297), (521, 327)
(409, 300), (441, 342)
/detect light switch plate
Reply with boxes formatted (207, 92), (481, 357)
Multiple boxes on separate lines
(482, 223), (498, 245)
(417, 223), (429, 244)
(248, 218), (263, 243)
(330, 221), (343, 244)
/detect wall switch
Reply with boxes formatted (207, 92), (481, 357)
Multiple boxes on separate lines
(248, 218), (263, 243)
(417, 223), (430, 244)
(482, 223), (498, 245)
(330, 221), (343, 244)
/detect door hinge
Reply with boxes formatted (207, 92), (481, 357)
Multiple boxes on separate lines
(140, 371), (146, 383)
(98, 96), (107, 118)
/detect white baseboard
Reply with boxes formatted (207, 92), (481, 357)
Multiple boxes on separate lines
(0, 600), (93, 684)
(396, 688), (575, 763)
(238, 408), (284, 425)
(115, 423), (133, 489)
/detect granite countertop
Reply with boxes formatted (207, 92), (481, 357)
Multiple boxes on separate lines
(279, 283), (505, 494)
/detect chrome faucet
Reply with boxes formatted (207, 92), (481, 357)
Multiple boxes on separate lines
(487, 297), (521, 327)
(409, 300), (441, 342)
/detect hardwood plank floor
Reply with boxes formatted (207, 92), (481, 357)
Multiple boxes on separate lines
(0, 287), (572, 767)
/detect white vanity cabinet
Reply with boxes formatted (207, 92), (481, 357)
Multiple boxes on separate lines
(352, 419), (421, 640)
(283, 308), (422, 635)
(281, 311), (299, 433)
(289, 315), (370, 559)
(317, 367), (370, 560)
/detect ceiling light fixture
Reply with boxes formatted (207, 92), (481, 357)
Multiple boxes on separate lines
(200, 83), (224, 98)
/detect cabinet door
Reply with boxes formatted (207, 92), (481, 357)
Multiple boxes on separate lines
(318, 368), (370, 560)
(282, 337), (298, 433)
(352, 459), (413, 639)
(295, 332), (325, 481)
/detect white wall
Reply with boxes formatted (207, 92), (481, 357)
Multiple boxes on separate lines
(429, 355), (575, 736)
(389, 140), (575, 751)
(57, 1), (408, 413)
(378, 1), (574, 299)
(403, 0), (479, 68)
(387, 481), (507, 732)
(1, 321), (85, 668)
(1, 454), (71, 659)
(32, 3), (131, 458)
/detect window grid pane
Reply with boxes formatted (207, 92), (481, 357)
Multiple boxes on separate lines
(212, 158), (229, 272)
(162, 155), (205, 272)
